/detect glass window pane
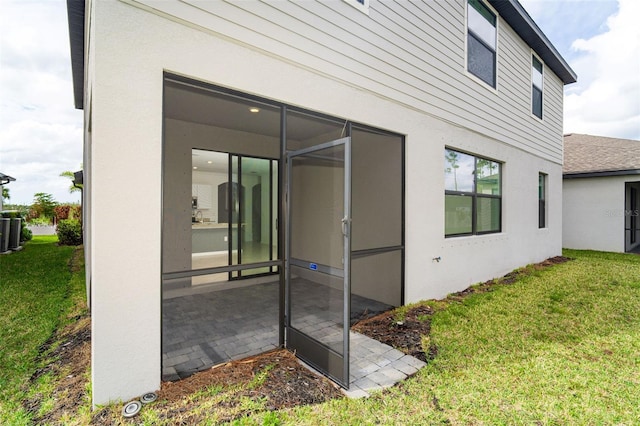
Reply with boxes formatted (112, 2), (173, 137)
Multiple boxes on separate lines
(469, 0), (496, 26)
(468, 34), (496, 87)
(532, 66), (543, 89)
(445, 149), (475, 192)
(445, 194), (473, 235)
(476, 159), (500, 195)
(532, 86), (542, 118)
(539, 173), (546, 228)
(476, 197), (500, 233)
(533, 56), (543, 74)
(468, 1), (496, 49)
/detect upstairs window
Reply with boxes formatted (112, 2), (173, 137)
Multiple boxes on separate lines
(467, 0), (497, 88)
(532, 55), (544, 119)
(445, 149), (502, 237)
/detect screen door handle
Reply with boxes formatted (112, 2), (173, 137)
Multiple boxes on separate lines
(341, 217), (350, 236)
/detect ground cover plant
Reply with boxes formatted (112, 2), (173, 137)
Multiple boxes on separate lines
(4, 248), (639, 424)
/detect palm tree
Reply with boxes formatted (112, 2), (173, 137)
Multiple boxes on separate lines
(60, 166), (83, 193)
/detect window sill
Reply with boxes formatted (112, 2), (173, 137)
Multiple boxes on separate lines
(530, 112), (544, 123)
(465, 70), (499, 95)
(443, 232), (507, 247)
(343, 0), (370, 15)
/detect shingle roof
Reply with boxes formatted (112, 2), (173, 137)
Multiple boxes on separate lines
(563, 133), (640, 175)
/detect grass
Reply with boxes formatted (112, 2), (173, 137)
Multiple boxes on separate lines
(246, 249), (640, 425)
(0, 236), (83, 425)
(2, 247), (639, 424)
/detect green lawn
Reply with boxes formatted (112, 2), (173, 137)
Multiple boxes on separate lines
(1, 246), (639, 425)
(0, 236), (82, 425)
(245, 250), (640, 425)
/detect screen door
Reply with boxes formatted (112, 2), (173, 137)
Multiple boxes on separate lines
(285, 137), (351, 387)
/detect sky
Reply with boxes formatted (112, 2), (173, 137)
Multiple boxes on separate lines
(1, 0), (639, 206)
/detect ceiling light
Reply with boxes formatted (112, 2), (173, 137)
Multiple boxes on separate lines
(193, 166), (198, 169)
(207, 160), (212, 164)
(249, 107), (260, 113)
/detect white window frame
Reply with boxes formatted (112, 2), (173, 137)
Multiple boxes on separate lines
(465, 0), (500, 92)
(343, 0), (370, 15)
(531, 51), (544, 121)
(538, 172), (548, 229)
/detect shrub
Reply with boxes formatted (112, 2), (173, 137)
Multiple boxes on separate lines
(21, 226), (32, 242)
(56, 219), (82, 246)
(70, 205), (82, 221)
(54, 205), (71, 221)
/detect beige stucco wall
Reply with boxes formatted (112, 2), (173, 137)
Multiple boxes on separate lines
(88, 0), (563, 405)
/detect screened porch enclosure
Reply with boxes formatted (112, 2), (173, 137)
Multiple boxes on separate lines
(161, 74), (404, 382)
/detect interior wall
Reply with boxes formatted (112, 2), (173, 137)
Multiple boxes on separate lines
(351, 131), (402, 250)
(290, 159), (344, 269)
(351, 251), (402, 306)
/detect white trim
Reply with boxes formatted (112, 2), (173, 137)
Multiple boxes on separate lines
(538, 171), (548, 229)
(343, 0), (370, 15)
(530, 50), (544, 122)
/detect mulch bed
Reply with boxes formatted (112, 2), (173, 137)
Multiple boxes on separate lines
(23, 255), (572, 424)
(352, 305), (436, 362)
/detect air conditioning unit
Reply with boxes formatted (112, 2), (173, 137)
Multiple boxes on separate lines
(0, 218), (10, 253)
(8, 217), (21, 250)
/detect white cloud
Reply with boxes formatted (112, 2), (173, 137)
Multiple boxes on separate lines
(564, 0), (640, 139)
(0, 0), (83, 205)
(519, 0), (639, 140)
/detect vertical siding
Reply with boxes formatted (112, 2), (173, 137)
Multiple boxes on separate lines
(130, 0), (565, 163)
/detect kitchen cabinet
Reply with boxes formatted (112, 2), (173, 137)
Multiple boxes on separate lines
(192, 184), (212, 209)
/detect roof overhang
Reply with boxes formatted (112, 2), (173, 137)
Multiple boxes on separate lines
(563, 169), (640, 179)
(488, 0), (577, 84)
(67, 0), (85, 110)
(0, 173), (16, 186)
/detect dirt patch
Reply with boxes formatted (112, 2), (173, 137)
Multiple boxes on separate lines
(450, 256), (572, 298)
(24, 255), (572, 424)
(352, 305), (436, 363)
(22, 315), (91, 425)
(88, 349), (344, 425)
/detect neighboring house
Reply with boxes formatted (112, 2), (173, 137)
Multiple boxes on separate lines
(563, 133), (640, 253)
(0, 172), (16, 211)
(66, 0), (576, 405)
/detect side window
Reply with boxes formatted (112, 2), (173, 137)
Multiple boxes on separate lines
(532, 55), (544, 119)
(467, 0), (497, 88)
(538, 173), (547, 228)
(445, 148), (502, 237)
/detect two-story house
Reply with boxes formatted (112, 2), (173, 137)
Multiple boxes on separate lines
(67, 0), (576, 406)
